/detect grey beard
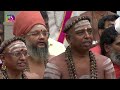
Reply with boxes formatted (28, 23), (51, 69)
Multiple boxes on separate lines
(27, 43), (48, 64)
(110, 51), (120, 66)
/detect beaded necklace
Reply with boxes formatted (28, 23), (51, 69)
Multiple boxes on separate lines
(65, 46), (98, 79)
(1, 69), (27, 79)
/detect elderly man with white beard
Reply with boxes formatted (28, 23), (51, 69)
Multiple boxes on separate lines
(13, 11), (54, 79)
(100, 26), (120, 79)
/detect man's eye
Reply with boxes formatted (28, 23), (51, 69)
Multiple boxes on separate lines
(14, 52), (20, 56)
(42, 32), (47, 36)
(22, 51), (28, 56)
(88, 30), (92, 34)
(31, 32), (38, 35)
(76, 32), (84, 35)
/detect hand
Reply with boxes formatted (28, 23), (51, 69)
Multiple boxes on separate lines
(23, 71), (40, 79)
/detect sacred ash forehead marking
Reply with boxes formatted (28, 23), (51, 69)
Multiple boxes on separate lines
(7, 41), (27, 52)
(74, 20), (92, 31)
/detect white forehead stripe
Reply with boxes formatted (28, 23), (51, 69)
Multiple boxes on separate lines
(75, 20), (91, 27)
(7, 41), (26, 51)
(74, 20), (91, 31)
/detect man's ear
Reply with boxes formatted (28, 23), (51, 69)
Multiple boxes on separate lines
(104, 43), (111, 53)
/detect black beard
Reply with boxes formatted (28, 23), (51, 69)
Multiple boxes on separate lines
(27, 42), (48, 63)
(110, 51), (120, 65)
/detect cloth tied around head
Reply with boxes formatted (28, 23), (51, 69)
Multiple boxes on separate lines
(13, 11), (46, 37)
(63, 16), (91, 33)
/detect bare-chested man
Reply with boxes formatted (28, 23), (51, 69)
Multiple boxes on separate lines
(44, 16), (116, 79)
(13, 11), (54, 79)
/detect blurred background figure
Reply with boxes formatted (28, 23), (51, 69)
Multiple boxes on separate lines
(100, 26), (120, 79)
(91, 14), (119, 54)
(80, 11), (117, 47)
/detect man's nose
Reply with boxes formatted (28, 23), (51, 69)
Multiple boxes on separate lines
(38, 33), (45, 39)
(19, 54), (26, 61)
(84, 31), (90, 38)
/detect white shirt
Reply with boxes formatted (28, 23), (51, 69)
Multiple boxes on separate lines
(48, 38), (66, 56)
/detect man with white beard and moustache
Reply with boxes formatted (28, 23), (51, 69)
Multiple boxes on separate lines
(13, 11), (54, 79)
(100, 26), (120, 79)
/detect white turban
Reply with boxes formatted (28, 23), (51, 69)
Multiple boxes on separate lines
(115, 17), (120, 33)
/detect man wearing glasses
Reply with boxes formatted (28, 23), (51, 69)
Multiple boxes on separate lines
(13, 11), (54, 79)
(0, 37), (28, 79)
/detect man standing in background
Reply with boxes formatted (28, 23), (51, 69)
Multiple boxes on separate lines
(80, 11), (117, 46)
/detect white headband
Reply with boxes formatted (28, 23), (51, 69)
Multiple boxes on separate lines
(74, 20), (91, 31)
(7, 41), (26, 52)
(115, 17), (120, 33)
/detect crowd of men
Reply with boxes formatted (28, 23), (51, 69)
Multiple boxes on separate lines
(0, 11), (120, 79)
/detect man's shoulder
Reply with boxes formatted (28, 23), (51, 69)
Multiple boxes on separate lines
(94, 53), (112, 68)
(48, 53), (65, 67)
(94, 53), (108, 61)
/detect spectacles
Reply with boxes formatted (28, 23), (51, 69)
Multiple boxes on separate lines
(27, 31), (49, 37)
(3, 51), (28, 57)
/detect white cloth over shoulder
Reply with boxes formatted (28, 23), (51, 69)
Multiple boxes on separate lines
(48, 38), (66, 56)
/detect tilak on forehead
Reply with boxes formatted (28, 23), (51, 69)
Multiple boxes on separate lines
(7, 41), (27, 52)
(63, 16), (91, 33)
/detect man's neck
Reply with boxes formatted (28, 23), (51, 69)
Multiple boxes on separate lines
(71, 48), (90, 58)
(6, 69), (22, 79)
(27, 56), (45, 78)
(29, 56), (44, 65)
